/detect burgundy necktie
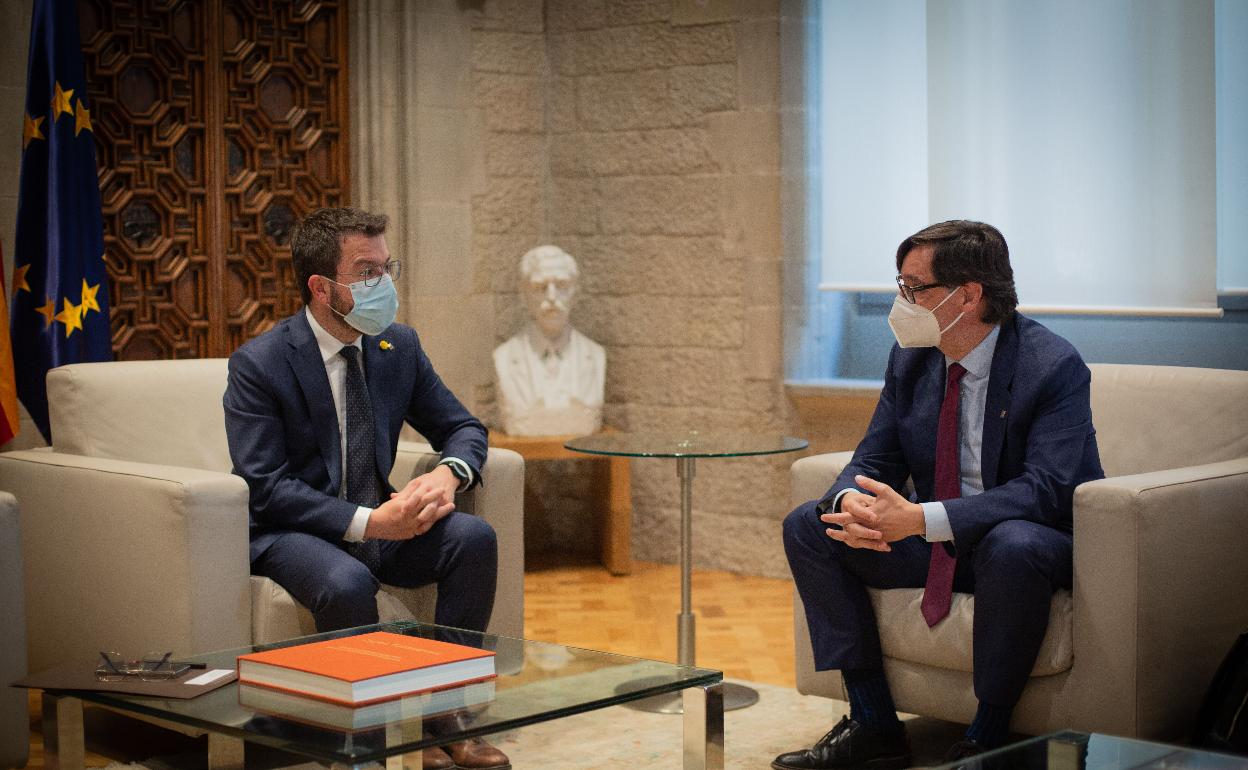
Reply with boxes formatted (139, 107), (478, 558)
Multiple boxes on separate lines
(921, 361), (966, 627)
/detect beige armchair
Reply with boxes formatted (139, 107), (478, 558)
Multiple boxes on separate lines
(0, 492), (28, 769)
(0, 359), (524, 673)
(790, 363), (1248, 741)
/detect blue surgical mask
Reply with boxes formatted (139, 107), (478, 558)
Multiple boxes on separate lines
(328, 274), (399, 336)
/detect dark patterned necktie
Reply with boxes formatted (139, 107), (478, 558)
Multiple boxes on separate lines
(340, 345), (381, 575)
(921, 361), (967, 627)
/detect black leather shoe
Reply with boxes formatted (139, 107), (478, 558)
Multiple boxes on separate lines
(938, 739), (993, 769)
(944, 739), (987, 761)
(772, 715), (912, 770)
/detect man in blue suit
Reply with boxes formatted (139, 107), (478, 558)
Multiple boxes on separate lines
(774, 221), (1103, 769)
(225, 207), (507, 770)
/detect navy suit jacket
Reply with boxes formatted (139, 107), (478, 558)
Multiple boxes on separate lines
(223, 311), (489, 563)
(820, 313), (1104, 550)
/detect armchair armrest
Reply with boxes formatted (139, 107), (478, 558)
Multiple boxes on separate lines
(0, 492), (28, 769)
(1070, 457), (1248, 738)
(0, 450), (251, 670)
(790, 451), (854, 506)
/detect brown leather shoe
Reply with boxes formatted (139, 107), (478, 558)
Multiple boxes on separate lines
(421, 745), (456, 770)
(442, 736), (511, 770)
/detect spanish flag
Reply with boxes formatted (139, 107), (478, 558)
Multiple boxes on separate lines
(0, 243), (18, 445)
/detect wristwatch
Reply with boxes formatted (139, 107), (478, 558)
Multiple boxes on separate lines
(439, 459), (471, 489)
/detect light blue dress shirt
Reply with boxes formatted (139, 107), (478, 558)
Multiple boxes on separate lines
(920, 324), (999, 542)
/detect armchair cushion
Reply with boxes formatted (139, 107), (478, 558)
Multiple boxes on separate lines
(48, 358), (233, 472)
(871, 589), (1073, 677)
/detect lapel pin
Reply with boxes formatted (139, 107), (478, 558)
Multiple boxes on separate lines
(1000, 409), (1007, 418)
(379, 340), (393, 351)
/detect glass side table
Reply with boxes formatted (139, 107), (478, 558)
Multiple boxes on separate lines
(566, 431), (808, 713)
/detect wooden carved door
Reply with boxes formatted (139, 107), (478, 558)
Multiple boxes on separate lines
(78, 0), (350, 359)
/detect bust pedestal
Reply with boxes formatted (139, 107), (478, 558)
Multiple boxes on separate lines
(487, 430), (631, 575)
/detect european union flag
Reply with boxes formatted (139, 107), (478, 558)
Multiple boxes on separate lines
(10, 0), (112, 442)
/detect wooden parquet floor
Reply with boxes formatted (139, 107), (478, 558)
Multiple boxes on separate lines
(20, 559), (796, 768)
(523, 556), (796, 688)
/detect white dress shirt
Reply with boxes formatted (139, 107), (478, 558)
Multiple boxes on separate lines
(304, 308), (473, 543)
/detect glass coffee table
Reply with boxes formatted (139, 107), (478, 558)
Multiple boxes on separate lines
(933, 730), (1247, 769)
(39, 620), (725, 770)
(566, 431), (808, 713)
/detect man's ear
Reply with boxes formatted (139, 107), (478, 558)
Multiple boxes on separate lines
(962, 281), (985, 315)
(308, 274), (331, 305)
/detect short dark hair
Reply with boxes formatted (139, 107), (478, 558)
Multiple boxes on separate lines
(290, 207), (389, 304)
(895, 220), (1018, 324)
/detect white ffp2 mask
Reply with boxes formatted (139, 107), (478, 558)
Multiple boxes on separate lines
(887, 286), (964, 348)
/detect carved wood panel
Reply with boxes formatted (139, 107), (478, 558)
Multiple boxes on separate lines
(79, 0), (349, 359)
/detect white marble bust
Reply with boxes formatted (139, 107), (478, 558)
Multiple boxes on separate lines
(493, 245), (606, 436)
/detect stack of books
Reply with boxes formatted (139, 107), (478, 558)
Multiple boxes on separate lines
(236, 630), (497, 731)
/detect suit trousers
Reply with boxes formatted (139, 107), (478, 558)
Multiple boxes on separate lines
(782, 500), (1072, 708)
(252, 510), (498, 634)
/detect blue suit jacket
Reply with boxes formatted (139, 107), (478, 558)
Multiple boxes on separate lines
(223, 311), (489, 562)
(821, 313), (1104, 550)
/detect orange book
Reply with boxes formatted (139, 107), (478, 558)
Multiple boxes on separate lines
(236, 631), (496, 706)
(238, 679), (496, 732)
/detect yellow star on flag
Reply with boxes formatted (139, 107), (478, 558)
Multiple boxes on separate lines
(74, 98), (93, 136)
(51, 81), (74, 119)
(80, 279), (101, 314)
(12, 264), (30, 295)
(54, 298), (83, 338)
(23, 113), (45, 150)
(36, 297), (57, 328)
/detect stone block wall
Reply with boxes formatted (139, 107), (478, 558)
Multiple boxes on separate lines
(434, 0), (803, 575)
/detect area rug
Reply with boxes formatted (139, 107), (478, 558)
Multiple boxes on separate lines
(100, 680), (969, 769)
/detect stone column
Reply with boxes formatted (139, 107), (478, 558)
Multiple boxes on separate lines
(350, 0), (494, 412)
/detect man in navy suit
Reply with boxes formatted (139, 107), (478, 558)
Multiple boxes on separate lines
(225, 207), (507, 770)
(774, 221), (1103, 769)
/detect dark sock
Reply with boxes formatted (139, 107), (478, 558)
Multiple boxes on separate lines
(841, 667), (903, 733)
(966, 702), (1013, 748)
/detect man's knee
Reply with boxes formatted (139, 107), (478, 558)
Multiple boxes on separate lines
(782, 500), (823, 549)
(974, 520), (1066, 574)
(320, 556), (379, 606)
(448, 512), (498, 561)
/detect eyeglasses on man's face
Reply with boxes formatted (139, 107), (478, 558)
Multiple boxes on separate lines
(336, 259), (402, 288)
(895, 274), (945, 304)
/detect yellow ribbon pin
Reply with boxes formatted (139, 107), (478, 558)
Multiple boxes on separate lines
(379, 340), (393, 351)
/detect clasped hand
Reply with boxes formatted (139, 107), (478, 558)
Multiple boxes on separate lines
(819, 475), (926, 552)
(364, 464), (458, 540)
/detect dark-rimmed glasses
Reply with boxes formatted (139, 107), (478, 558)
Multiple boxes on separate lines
(336, 259), (402, 288)
(96, 650), (190, 681)
(895, 274), (945, 304)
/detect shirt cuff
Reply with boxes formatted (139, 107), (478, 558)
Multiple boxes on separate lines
(344, 505), (372, 543)
(921, 501), (954, 542)
(832, 488), (860, 513)
(438, 457), (475, 490)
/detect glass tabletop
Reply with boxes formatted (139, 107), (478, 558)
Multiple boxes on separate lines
(935, 730), (1247, 769)
(565, 430), (808, 458)
(58, 621), (722, 764)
